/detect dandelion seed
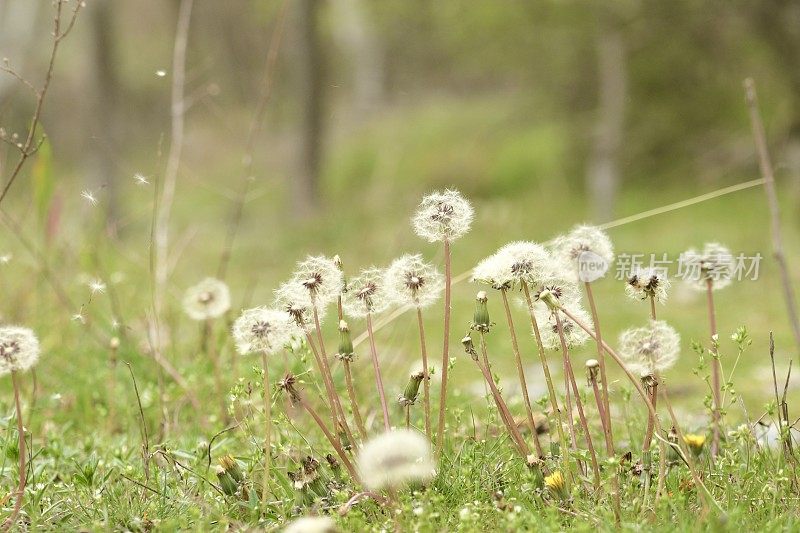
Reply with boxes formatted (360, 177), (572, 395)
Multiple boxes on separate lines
(533, 304), (592, 350)
(87, 279), (106, 295)
(681, 242), (735, 291)
(282, 515), (338, 533)
(357, 429), (436, 491)
(411, 189), (474, 243)
(155, 69), (167, 77)
(0, 326), (40, 376)
(291, 255), (344, 309)
(551, 225), (614, 280)
(71, 311), (85, 324)
(0, 253), (11, 264)
(182, 278), (231, 320)
(384, 254), (444, 309)
(81, 190), (98, 206)
(232, 307), (295, 355)
(133, 173), (150, 186)
(342, 267), (391, 317)
(625, 267), (671, 303)
(618, 320), (680, 376)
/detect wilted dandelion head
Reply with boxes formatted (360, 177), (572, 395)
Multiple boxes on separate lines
(529, 273), (581, 312)
(551, 225), (614, 280)
(384, 254), (444, 309)
(681, 242), (734, 291)
(232, 307), (296, 355)
(291, 255), (344, 308)
(282, 515), (338, 533)
(412, 189), (474, 243)
(625, 267), (671, 303)
(497, 241), (553, 287)
(533, 305), (592, 350)
(357, 429), (436, 491)
(342, 267), (391, 317)
(0, 326), (40, 375)
(619, 320), (680, 375)
(182, 277), (231, 320)
(274, 281), (320, 331)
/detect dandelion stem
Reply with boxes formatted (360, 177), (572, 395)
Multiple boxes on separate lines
(436, 239), (453, 458)
(204, 319), (227, 424)
(649, 293), (657, 321)
(260, 350), (272, 502)
(366, 312), (391, 431)
(292, 386), (360, 482)
(476, 333), (530, 457)
(521, 283), (569, 460)
(2, 371), (26, 531)
(705, 279), (722, 458)
(416, 307), (433, 442)
(500, 289), (544, 457)
(554, 312), (601, 490)
(304, 330), (340, 437)
(343, 360), (368, 440)
(312, 305), (356, 447)
(584, 282), (615, 455)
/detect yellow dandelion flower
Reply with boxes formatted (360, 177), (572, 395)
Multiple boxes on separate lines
(683, 433), (706, 456)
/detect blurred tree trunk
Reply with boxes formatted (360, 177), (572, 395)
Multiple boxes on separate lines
(586, 30), (626, 222)
(89, 0), (121, 232)
(331, 0), (384, 113)
(291, 0), (323, 218)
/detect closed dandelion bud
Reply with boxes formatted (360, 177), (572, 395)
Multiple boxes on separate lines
(398, 371), (424, 407)
(683, 434), (706, 457)
(472, 291), (491, 332)
(544, 470), (568, 500)
(461, 334), (477, 360)
(537, 288), (560, 311)
(215, 465), (238, 496)
(219, 454), (244, 484)
(336, 320), (354, 362)
(585, 358), (600, 383)
(325, 453), (341, 476)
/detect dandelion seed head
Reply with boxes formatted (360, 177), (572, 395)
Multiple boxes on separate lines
(385, 254), (443, 309)
(471, 252), (514, 290)
(681, 242), (734, 291)
(0, 326), (40, 375)
(0, 253), (11, 264)
(232, 307), (296, 355)
(411, 189), (474, 243)
(182, 278), (231, 320)
(551, 225), (614, 279)
(625, 267), (671, 303)
(342, 267), (390, 317)
(282, 515), (338, 533)
(497, 241), (553, 287)
(291, 255), (344, 309)
(357, 429), (436, 491)
(273, 280), (319, 331)
(87, 278), (106, 295)
(533, 305), (592, 350)
(619, 320), (680, 375)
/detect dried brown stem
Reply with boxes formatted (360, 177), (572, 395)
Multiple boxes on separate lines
(436, 239), (453, 457)
(343, 360), (367, 440)
(584, 282), (614, 455)
(366, 313), (391, 431)
(500, 289), (544, 457)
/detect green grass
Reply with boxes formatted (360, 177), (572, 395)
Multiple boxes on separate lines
(2, 93), (800, 530)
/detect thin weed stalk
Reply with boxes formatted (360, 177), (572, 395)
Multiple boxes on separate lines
(705, 279), (722, 457)
(366, 312), (391, 431)
(415, 307), (433, 442)
(436, 239), (453, 458)
(260, 350), (272, 502)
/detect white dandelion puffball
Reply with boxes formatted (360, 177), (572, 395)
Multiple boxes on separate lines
(528, 275), (582, 313)
(471, 252), (515, 290)
(681, 242), (734, 291)
(283, 515), (338, 533)
(0, 326), (40, 376)
(275, 280), (320, 331)
(551, 225), (614, 282)
(619, 320), (680, 375)
(497, 241), (554, 287)
(384, 254), (444, 309)
(342, 267), (391, 317)
(291, 255), (344, 309)
(357, 429), (436, 491)
(232, 307), (296, 355)
(182, 278), (231, 320)
(533, 305), (592, 351)
(411, 189), (474, 243)
(625, 267), (671, 304)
